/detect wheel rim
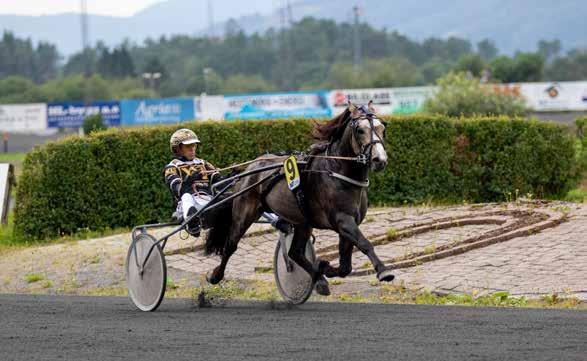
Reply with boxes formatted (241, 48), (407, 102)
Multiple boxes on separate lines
(125, 233), (167, 311)
(274, 234), (316, 305)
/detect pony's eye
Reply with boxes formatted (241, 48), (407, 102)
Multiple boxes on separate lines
(357, 129), (365, 135)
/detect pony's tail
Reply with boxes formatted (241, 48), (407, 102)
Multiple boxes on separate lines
(204, 199), (233, 256)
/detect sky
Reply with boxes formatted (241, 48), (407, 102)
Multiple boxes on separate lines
(0, 0), (161, 17)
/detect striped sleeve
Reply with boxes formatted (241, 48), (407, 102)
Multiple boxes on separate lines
(163, 165), (182, 199)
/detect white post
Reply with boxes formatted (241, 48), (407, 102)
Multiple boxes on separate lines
(0, 163), (14, 225)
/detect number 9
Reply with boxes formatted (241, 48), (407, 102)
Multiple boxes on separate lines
(286, 159), (294, 174)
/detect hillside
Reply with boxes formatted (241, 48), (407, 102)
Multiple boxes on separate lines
(0, 0), (584, 55)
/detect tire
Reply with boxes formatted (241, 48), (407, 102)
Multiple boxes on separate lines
(125, 233), (167, 312)
(273, 233), (316, 305)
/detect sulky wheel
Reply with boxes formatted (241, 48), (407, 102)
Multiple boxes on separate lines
(125, 232), (167, 311)
(273, 232), (316, 305)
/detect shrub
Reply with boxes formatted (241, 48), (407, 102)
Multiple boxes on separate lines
(14, 116), (579, 240)
(423, 72), (528, 117)
(82, 114), (106, 135)
(576, 117), (587, 172)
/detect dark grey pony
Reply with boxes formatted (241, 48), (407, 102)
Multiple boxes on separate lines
(205, 101), (395, 294)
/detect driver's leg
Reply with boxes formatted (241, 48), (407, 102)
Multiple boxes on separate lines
(262, 212), (291, 234)
(181, 193), (201, 236)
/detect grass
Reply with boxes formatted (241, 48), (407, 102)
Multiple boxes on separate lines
(565, 170), (587, 203)
(0, 210), (132, 253)
(254, 266), (273, 274)
(386, 227), (398, 240)
(24, 273), (45, 283)
(0, 152), (25, 178)
(361, 284), (585, 309)
(10, 273), (584, 310)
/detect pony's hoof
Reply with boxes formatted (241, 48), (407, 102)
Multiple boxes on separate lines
(314, 278), (331, 296)
(377, 269), (395, 282)
(206, 270), (222, 285)
(317, 259), (331, 273)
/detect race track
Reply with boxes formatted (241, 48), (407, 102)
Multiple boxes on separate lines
(0, 294), (585, 361)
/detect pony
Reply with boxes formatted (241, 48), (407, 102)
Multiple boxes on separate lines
(205, 101), (394, 295)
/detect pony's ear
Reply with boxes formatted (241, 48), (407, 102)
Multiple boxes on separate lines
(348, 100), (361, 118)
(368, 100), (377, 114)
(348, 99), (356, 111)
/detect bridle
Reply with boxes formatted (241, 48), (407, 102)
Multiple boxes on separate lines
(348, 105), (386, 166)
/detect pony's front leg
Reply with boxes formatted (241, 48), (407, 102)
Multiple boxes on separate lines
(335, 214), (394, 282)
(288, 225), (331, 296)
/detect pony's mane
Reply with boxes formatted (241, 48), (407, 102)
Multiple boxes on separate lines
(312, 108), (351, 141)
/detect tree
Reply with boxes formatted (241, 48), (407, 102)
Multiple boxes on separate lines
(490, 56), (517, 82)
(490, 53), (544, 82)
(186, 68), (223, 95)
(0, 76), (40, 104)
(513, 52), (544, 82)
(222, 74), (274, 93)
(0, 31), (59, 83)
(142, 57), (166, 77)
(455, 54), (486, 77)
(477, 39), (498, 60)
(545, 50), (587, 81)
(323, 58), (423, 89)
(537, 39), (561, 63)
(97, 45), (135, 78)
(63, 48), (99, 76)
(34, 42), (60, 82)
(423, 72), (527, 117)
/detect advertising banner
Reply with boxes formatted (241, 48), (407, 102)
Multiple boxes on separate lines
(121, 97), (195, 125)
(197, 95), (225, 121)
(47, 101), (121, 128)
(223, 91), (331, 120)
(0, 104), (47, 133)
(517, 81), (587, 112)
(329, 87), (435, 115)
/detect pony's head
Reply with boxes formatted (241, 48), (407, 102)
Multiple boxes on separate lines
(347, 101), (387, 171)
(313, 100), (388, 172)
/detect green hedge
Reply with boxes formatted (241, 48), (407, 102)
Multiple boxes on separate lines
(576, 117), (587, 173)
(15, 116), (580, 240)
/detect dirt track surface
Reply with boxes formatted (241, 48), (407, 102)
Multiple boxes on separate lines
(0, 294), (585, 361)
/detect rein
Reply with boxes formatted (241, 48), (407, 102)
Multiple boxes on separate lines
(202, 153), (367, 174)
(202, 106), (384, 190)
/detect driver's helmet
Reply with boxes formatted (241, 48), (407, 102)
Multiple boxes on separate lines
(170, 128), (200, 155)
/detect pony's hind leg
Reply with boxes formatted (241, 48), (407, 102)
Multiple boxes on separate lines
(288, 225), (331, 296)
(206, 199), (262, 285)
(317, 237), (353, 278)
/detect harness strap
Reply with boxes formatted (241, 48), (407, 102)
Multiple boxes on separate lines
(329, 172), (370, 188)
(293, 157), (313, 226)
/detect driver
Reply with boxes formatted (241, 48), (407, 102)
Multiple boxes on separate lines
(163, 128), (291, 238)
(163, 128), (216, 236)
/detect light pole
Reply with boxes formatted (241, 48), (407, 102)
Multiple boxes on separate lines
(142, 72), (162, 94)
(353, 5), (362, 71)
(203, 67), (212, 95)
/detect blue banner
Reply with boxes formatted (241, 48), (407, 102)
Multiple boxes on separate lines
(47, 101), (121, 128)
(121, 98), (195, 125)
(223, 91), (331, 120)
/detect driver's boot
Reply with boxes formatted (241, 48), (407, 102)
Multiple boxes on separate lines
(185, 206), (201, 237)
(274, 217), (292, 234)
